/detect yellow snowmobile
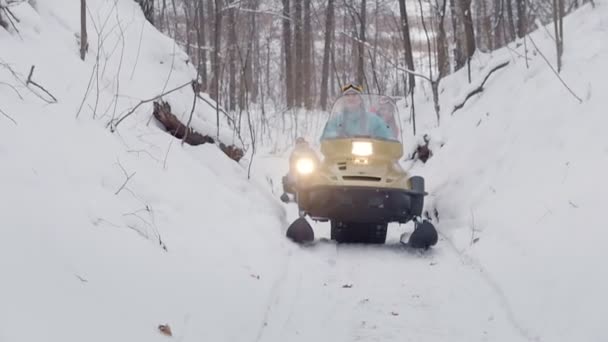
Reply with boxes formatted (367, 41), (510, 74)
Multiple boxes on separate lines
(283, 90), (438, 247)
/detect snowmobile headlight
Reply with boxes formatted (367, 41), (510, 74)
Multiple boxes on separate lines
(352, 141), (373, 157)
(296, 158), (315, 175)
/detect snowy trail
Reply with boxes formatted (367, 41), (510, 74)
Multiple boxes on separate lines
(252, 155), (534, 342)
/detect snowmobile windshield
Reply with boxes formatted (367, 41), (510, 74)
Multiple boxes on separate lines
(321, 94), (401, 142)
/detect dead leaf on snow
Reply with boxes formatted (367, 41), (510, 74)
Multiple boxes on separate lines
(158, 324), (172, 337)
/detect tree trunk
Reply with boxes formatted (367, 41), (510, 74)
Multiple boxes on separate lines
(450, 0), (466, 70)
(210, 0), (223, 102)
(320, 0), (335, 110)
(303, 0), (313, 109)
(398, 0), (416, 93)
(250, 4), (259, 103)
(506, 0), (516, 40)
(293, 0), (303, 107)
(282, 0), (295, 108)
(227, 6), (237, 111)
(196, 0), (208, 91)
(136, 0), (154, 24)
(183, 2), (192, 56)
(553, 0), (564, 72)
(461, 0), (476, 81)
(80, 0), (87, 61)
(357, 0), (367, 86)
(436, 0), (450, 78)
(516, 0), (526, 37)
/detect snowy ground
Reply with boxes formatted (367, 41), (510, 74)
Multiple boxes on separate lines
(1, 0), (607, 341)
(252, 2), (608, 341)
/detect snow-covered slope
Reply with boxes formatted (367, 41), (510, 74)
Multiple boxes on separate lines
(401, 3), (607, 341)
(0, 1), (290, 341)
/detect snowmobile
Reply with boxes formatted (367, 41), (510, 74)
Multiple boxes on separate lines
(282, 92), (438, 248)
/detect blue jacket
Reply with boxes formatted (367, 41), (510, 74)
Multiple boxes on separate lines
(322, 110), (393, 140)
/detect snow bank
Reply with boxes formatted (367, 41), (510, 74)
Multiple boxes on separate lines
(0, 1), (289, 341)
(403, 2), (608, 340)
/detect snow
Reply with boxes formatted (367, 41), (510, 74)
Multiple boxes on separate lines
(252, 1), (608, 341)
(1, 0), (607, 341)
(0, 1), (288, 341)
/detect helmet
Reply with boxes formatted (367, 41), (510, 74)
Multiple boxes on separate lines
(341, 83), (363, 95)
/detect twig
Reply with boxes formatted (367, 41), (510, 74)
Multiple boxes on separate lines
(163, 137), (175, 170)
(74, 274), (88, 283)
(115, 159), (136, 195)
(2, 6), (22, 39)
(129, 16), (146, 80)
(0, 107), (17, 125)
(338, 31), (432, 82)
(76, 63), (98, 118)
(182, 83), (198, 145)
(234, 7), (292, 21)
(110, 5), (126, 122)
(527, 34), (583, 104)
(196, 93), (234, 126)
(127, 149), (162, 163)
(110, 80), (192, 130)
(26, 66), (57, 103)
(0, 81), (23, 99)
(452, 61), (510, 114)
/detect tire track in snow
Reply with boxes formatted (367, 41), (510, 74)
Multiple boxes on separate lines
(439, 231), (542, 342)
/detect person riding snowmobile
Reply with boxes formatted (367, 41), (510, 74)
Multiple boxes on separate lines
(280, 137), (318, 202)
(322, 84), (392, 140)
(371, 96), (399, 138)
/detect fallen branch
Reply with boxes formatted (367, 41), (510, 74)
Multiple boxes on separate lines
(452, 61), (510, 115)
(1, 5), (22, 38)
(153, 100), (244, 162)
(110, 80), (192, 131)
(26, 66), (58, 103)
(182, 84), (198, 145)
(153, 101), (214, 145)
(527, 34), (583, 104)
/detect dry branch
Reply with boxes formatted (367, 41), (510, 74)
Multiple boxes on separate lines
(338, 31), (432, 82)
(152, 100), (244, 162)
(452, 61), (510, 114)
(26, 66), (58, 103)
(153, 101), (214, 145)
(115, 159), (136, 195)
(110, 80), (192, 130)
(527, 34), (583, 104)
(0, 107), (17, 125)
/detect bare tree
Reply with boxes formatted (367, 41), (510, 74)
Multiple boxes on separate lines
(282, 0), (295, 108)
(320, 0), (335, 110)
(136, 0), (154, 24)
(552, 0), (564, 71)
(516, 0), (526, 37)
(303, 0), (313, 109)
(210, 0), (223, 102)
(227, 5), (237, 111)
(506, 0), (517, 39)
(80, 0), (87, 61)
(398, 0), (416, 93)
(196, 0), (207, 90)
(293, 0), (303, 107)
(461, 0), (477, 82)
